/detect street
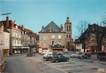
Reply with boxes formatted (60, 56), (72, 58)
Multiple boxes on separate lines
(4, 55), (64, 73)
(3, 54), (106, 73)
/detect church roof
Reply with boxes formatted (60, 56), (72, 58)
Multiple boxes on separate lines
(40, 21), (61, 33)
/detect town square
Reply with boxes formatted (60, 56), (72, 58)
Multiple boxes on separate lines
(0, 0), (106, 73)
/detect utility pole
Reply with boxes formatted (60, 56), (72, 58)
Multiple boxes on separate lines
(1, 12), (12, 55)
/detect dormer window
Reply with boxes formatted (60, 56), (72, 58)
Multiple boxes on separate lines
(16, 25), (18, 28)
(52, 35), (55, 39)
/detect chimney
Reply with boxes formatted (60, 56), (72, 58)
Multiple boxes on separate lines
(6, 16), (9, 21)
(6, 16), (9, 28)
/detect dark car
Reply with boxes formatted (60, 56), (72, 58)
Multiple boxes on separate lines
(50, 53), (69, 63)
(78, 53), (91, 59)
(97, 52), (106, 61)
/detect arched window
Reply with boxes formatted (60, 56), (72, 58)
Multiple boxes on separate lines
(69, 25), (71, 31)
(69, 34), (71, 38)
(67, 34), (68, 38)
(67, 25), (68, 31)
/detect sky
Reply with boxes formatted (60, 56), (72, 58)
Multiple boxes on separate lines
(0, 0), (106, 39)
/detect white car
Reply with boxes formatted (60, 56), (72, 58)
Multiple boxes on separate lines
(70, 52), (83, 58)
(43, 52), (53, 61)
(43, 52), (53, 57)
(42, 50), (49, 54)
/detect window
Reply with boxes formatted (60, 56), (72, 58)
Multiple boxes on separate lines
(69, 25), (71, 31)
(16, 25), (18, 28)
(67, 26), (68, 31)
(69, 34), (71, 38)
(51, 41), (54, 45)
(90, 33), (96, 41)
(52, 35), (55, 39)
(67, 34), (68, 38)
(58, 35), (61, 39)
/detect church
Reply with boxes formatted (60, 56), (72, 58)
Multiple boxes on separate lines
(39, 17), (73, 53)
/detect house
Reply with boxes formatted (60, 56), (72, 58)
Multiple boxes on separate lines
(74, 39), (83, 52)
(76, 24), (106, 53)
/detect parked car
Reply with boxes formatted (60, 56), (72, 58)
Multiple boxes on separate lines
(43, 54), (53, 61)
(50, 53), (69, 63)
(43, 52), (53, 61)
(70, 52), (91, 59)
(42, 49), (50, 55)
(63, 51), (73, 58)
(70, 52), (82, 58)
(78, 53), (91, 59)
(97, 52), (106, 61)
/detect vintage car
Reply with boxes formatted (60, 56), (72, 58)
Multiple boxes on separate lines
(50, 53), (69, 63)
(97, 52), (106, 61)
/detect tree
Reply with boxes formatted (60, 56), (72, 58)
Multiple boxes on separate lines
(76, 20), (88, 37)
(95, 26), (104, 53)
(100, 12), (106, 26)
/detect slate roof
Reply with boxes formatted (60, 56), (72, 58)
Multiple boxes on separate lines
(77, 24), (106, 42)
(40, 21), (61, 33)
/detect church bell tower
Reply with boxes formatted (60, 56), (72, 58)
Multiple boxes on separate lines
(64, 17), (73, 51)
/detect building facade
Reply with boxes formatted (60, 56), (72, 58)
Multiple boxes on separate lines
(74, 40), (83, 52)
(76, 24), (106, 53)
(21, 28), (37, 54)
(0, 22), (10, 72)
(0, 17), (37, 54)
(39, 17), (73, 53)
(0, 22), (10, 56)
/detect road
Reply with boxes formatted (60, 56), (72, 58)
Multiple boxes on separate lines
(4, 55), (64, 73)
(4, 54), (106, 73)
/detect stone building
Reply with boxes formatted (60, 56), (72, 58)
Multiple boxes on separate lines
(39, 17), (73, 53)
(21, 28), (37, 53)
(74, 40), (83, 52)
(0, 22), (10, 56)
(0, 17), (22, 54)
(75, 24), (106, 53)
(0, 22), (10, 72)
(0, 17), (38, 54)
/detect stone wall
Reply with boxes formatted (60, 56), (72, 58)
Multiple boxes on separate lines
(39, 32), (66, 52)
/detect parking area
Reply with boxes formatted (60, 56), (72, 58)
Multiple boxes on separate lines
(27, 53), (106, 73)
(43, 58), (105, 73)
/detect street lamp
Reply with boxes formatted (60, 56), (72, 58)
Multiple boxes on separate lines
(27, 44), (35, 56)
